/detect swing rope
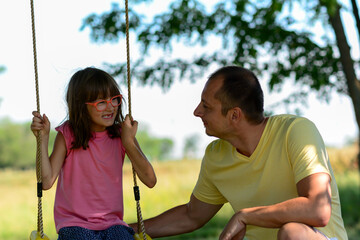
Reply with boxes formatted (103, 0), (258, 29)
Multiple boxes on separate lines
(124, 0), (148, 239)
(30, 0), (46, 239)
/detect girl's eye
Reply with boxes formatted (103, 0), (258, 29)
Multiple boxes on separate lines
(96, 101), (107, 108)
(112, 97), (120, 105)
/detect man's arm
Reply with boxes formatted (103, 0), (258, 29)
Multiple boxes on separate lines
(219, 172), (332, 240)
(131, 194), (223, 238)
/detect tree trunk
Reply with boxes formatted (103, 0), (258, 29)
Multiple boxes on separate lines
(327, 4), (360, 172)
(351, 0), (360, 46)
(351, 0), (360, 175)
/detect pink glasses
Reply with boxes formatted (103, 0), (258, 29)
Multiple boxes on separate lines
(85, 95), (122, 112)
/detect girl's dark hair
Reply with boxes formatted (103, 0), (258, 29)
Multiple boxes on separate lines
(66, 67), (124, 149)
(209, 66), (264, 124)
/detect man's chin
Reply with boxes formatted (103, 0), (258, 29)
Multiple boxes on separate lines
(205, 129), (214, 137)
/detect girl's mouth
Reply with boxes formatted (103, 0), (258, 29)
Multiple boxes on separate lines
(102, 113), (113, 119)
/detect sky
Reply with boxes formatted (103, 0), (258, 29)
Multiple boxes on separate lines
(0, 0), (358, 159)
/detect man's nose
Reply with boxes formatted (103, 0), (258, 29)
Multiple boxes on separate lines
(193, 104), (201, 117)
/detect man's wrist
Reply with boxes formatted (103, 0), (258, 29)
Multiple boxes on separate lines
(236, 209), (248, 225)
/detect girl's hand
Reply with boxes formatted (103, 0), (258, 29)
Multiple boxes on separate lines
(30, 111), (50, 138)
(121, 114), (137, 147)
(121, 114), (157, 188)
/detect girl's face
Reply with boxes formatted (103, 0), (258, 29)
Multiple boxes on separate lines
(86, 95), (119, 132)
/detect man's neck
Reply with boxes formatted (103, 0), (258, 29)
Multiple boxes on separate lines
(228, 117), (269, 157)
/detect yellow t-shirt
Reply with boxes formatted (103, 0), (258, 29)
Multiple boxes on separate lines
(193, 114), (348, 240)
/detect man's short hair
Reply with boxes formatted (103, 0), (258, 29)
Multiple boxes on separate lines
(209, 66), (264, 124)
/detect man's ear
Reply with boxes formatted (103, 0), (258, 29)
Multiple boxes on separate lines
(229, 107), (242, 122)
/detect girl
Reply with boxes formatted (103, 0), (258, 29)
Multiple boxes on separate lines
(31, 67), (157, 240)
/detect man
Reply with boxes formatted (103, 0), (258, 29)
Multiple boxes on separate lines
(133, 66), (347, 239)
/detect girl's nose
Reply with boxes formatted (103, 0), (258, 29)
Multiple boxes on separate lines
(106, 102), (115, 111)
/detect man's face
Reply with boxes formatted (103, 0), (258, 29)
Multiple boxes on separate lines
(193, 78), (231, 138)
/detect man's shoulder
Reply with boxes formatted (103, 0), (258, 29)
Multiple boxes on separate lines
(207, 138), (231, 149)
(271, 114), (301, 122)
(269, 114), (313, 129)
(205, 139), (233, 157)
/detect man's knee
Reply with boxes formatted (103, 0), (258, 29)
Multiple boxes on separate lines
(277, 222), (311, 240)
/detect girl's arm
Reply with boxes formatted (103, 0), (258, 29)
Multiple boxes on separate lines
(121, 115), (157, 188)
(31, 111), (66, 190)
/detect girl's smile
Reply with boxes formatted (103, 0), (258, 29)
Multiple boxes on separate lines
(102, 113), (114, 119)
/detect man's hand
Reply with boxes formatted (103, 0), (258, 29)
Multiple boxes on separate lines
(133, 194), (223, 238)
(220, 172), (332, 240)
(219, 212), (246, 240)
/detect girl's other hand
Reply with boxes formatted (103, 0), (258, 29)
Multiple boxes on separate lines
(30, 111), (50, 137)
(121, 114), (138, 146)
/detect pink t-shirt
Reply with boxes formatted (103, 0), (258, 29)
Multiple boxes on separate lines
(54, 122), (127, 232)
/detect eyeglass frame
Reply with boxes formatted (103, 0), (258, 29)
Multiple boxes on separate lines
(85, 94), (123, 112)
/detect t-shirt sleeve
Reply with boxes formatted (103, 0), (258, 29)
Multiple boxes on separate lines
(55, 122), (73, 154)
(287, 117), (331, 184)
(193, 143), (228, 205)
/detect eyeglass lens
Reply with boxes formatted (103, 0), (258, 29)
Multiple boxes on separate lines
(96, 96), (121, 111)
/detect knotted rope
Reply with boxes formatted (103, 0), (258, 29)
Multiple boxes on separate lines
(30, 0), (45, 238)
(124, 0), (148, 239)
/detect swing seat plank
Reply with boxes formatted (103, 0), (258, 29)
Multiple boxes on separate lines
(29, 230), (50, 240)
(134, 232), (152, 240)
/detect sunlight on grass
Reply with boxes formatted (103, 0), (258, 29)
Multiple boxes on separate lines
(0, 155), (359, 239)
(0, 169), (56, 239)
(0, 160), (206, 240)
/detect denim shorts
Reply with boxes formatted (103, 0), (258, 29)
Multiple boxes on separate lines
(58, 225), (135, 240)
(313, 227), (338, 240)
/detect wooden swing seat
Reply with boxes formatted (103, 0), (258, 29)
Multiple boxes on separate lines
(30, 230), (50, 240)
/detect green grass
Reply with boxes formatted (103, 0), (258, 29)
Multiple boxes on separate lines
(335, 171), (360, 240)
(0, 160), (359, 239)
